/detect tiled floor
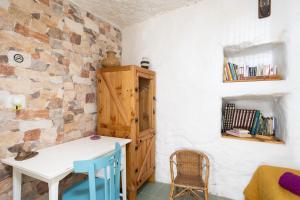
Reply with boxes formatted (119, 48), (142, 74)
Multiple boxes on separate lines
(137, 182), (232, 200)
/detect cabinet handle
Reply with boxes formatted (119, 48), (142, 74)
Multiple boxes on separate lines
(135, 118), (138, 123)
(135, 87), (138, 92)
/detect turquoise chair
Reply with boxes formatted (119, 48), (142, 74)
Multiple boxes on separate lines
(62, 143), (121, 200)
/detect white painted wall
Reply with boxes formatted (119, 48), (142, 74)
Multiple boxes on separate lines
(122, 0), (300, 199)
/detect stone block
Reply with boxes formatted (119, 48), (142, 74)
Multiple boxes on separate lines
(64, 82), (74, 90)
(0, 0), (10, 10)
(80, 69), (89, 78)
(63, 114), (74, 124)
(30, 60), (50, 71)
(64, 17), (83, 35)
(24, 129), (41, 141)
(0, 78), (42, 94)
(39, 128), (57, 146)
(16, 110), (49, 120)
(19, 120), (53, 132)
(31, 19), (48, 33)
(85, 93), (95, 103)
(0, 131), (22, 148)
(64, 130), (81, 142)
(66, 4), (84, 24)
(47, 98), (63, 109)
(72, 75), (92, 85)
(58, 56), (70, 67)
(47, 64), (67, 76)
(84, 17), (99, 33)
(83, 103), (96, 114)
(0, 64), (14, 76)
(0, 121), (19, 132)
(0, 177), (12, 193)
(70, 32), (81, 45)
(39, 0), (50, 6)
(14, 23), (49, 43)
(47, 27), (64, 40)
(50, 39), (63, 49)
(0, 55), (8, 63)
(31, 13), (40, 20)
(49, 76), (64, 84)
(64, 90), (75, 102)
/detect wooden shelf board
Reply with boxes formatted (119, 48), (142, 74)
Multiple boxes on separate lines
(221, 133), (284, 144)
(223, 75), (283, 83)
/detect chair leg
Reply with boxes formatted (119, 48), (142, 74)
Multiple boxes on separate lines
(169, 184), (175, 200)
(204, 189), (209, 200)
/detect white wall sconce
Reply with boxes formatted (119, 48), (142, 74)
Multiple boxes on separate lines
(10, 95), (25, 111)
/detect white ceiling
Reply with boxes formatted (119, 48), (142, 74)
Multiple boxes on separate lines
(70, 0), (202, 28)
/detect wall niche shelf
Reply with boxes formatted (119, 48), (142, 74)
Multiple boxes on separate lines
(223, 75), (283, 83)
(221, 94), (287, 144)
(221, 134), (284, 144)
(223, 42), (286, 82)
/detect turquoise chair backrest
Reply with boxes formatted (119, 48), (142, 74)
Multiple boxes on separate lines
(73, 143), (121, 200)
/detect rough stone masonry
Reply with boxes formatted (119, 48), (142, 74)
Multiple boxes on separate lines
(0, 0), (122, 199)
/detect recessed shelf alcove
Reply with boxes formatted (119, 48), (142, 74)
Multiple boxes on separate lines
(223, 42), (286, 82)
(221, 94), (287, 144)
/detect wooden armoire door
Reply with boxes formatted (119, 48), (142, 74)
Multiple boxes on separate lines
(134, 71), (156, 188)
(97, 68), (135, 138)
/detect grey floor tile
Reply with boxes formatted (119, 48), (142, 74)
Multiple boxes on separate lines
(137, 182), (233, 200)
(138, 193), (155, 200)
(138, 182), (164, 195)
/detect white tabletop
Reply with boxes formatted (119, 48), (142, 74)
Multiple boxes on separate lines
(1, 136), (131, 182)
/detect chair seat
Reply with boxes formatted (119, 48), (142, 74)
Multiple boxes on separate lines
(62, 178), (106, 200)
(174, 174), (205, 189)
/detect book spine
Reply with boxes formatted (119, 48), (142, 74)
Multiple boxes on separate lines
(226, 63), (233, 81)
(254, 113), (261, 135)
(229, 63), (237, 80)
(250, 111), (260, 135)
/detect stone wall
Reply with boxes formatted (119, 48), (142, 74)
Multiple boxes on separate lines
(0, 0), (121, 199)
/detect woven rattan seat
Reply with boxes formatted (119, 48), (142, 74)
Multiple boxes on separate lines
(169, 150), (210, 200)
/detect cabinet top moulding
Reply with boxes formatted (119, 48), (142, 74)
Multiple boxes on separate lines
(223, 75), (283, 83)
(97, 65), (155, 75)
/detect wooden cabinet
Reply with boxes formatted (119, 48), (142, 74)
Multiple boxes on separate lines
(96, 66), (156, 200)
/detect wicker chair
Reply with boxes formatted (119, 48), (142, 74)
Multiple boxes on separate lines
(169, 150), (210, 200)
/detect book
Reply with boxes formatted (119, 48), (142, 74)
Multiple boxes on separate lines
(223, 104), (235, 131)
(233, 128), (250, 134)
(250, 111), (261, 135)
(226, 130), (252, 138)
(229, 63), (238, 80)
(225, 62), (233, 81)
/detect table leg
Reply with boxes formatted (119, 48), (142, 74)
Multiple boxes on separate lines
(121, 168), (127, 200)
(121, 146), (127, 200)
(48, 181), (59, 200)
(13, 168), (22, 200)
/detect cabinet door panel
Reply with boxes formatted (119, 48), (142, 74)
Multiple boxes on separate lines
(136, 72), (155, 140)
(135, 135), (155, 187)
(97, 70), (135, 138)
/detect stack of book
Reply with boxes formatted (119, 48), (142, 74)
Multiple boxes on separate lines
(223, 61), (278, 81)
(222, 104), (276, 137)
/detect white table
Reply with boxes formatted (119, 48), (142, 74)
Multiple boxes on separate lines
(1, 136), (131, 200)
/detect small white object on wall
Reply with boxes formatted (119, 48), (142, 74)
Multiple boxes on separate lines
(7, 51), (32, 68)
(9, 95), (26, 111)
(0, 91), (26, 110)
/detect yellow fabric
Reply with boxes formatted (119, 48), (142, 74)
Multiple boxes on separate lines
(244, 165), (300, 200)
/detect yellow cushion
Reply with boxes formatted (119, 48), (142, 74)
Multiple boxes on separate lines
(244, 165), (300, 200)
